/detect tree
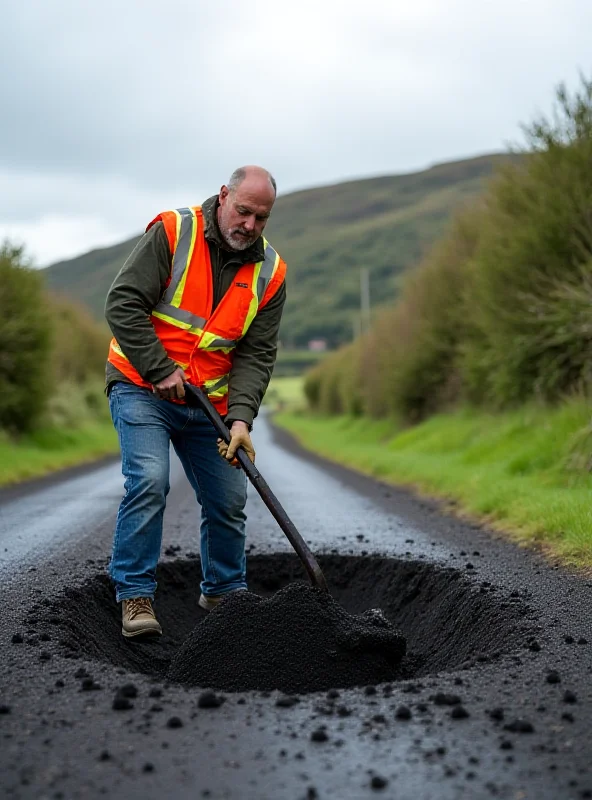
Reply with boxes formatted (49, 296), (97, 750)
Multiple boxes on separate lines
(0, 242), (53, 433)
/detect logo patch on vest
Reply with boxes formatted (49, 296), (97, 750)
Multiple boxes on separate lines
(235, 282), (249, 288)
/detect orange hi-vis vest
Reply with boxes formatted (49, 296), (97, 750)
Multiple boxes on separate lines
(108, 206), (287, 415)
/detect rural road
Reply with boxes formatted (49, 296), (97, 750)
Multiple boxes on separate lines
(1, 414), (591, 800)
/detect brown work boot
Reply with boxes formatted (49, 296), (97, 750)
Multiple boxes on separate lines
(198, 589), (246, 612)
(122, 597), (162, 638)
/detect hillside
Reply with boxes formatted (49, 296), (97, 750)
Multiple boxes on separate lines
(43, 153), (515, 347)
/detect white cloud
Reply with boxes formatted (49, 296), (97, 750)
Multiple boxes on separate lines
(0, 215), (126, 267)
(1, 0), (591, 264)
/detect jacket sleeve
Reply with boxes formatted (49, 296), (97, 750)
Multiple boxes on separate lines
(226, 280), (287, 428)
(104, 222), (178, 385)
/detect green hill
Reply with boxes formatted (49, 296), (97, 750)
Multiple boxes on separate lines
(43, 153), (514, 347)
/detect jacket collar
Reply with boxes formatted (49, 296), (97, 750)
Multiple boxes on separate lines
(201, 195), (265, 263)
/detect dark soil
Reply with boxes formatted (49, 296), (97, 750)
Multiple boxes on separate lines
(22, 553), (535, 693)
(167, 582), (407, 692)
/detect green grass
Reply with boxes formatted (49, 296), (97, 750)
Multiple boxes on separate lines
(0, 422), (118, 486)
(275, 399), (592, 569)
(264, 376), (306, 412)
(0, 380), (119, 486)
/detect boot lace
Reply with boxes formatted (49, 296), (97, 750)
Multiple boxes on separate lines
(126, 597), (153, 620)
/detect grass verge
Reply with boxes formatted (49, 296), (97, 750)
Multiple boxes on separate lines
(263, 376), (307, 412)
(0, 381), (119, 487)
(274, 399), (592, 570)
(0, 422), (119, 487)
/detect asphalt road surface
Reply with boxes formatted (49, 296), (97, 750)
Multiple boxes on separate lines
(1, 414), (591, 800)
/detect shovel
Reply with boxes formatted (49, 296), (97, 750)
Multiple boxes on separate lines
(183, 382), (329, 593)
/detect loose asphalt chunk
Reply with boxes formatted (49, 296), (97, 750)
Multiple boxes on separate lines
(276, 695), (300, 708)
(432, 692), (461, 706)
(450, 705), (470, 719)
(370, 775), (389, 790)
(197, 691), (225, 709)
(112, 696), (133, 711)
(504, 719), (534, 733)
(311, 727), (329, 742)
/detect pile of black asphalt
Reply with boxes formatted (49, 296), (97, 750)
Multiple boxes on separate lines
(167, 582), (407, 692)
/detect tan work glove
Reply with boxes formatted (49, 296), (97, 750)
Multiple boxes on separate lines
(153, 367), (186, 400)
(218, 421), (255, 468)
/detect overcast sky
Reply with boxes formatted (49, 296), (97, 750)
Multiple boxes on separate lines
(1, 0), (591, 266)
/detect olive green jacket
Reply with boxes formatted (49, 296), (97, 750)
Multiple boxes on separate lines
(104, 196), (286, 427)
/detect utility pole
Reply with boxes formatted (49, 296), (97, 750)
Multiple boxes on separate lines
(360, 267), (371, 335)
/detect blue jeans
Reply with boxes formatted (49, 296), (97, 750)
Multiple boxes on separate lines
(108, 382), (248, 602)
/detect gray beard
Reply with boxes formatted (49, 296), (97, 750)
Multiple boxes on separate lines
(220, 226), (255, 252)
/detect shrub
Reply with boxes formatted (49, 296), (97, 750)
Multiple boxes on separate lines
(304, 342), (363, 415)
(49, 293), (110, 384)
(303, 366), (323, 410)
(304, 74), (592, 421)
(0, 242), (111, 435)
(362, 208), (482, 421)
(462, 77), (592, 406)
(0, 243), (53, 433)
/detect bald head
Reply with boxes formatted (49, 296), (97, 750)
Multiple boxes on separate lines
(217, 165), (277, 251)
(228, 165), (277, 198)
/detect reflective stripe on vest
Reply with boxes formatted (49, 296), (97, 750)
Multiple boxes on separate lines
(164, 207), (198, 307)
(203, 374), (230, 398)
(257, 241), (280, 303)
(152, 304), (207, 332)
(152, 208), (207, 332)
(110, 340), (129, 361)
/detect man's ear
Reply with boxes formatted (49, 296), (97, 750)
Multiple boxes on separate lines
(219, 185), (229, 205)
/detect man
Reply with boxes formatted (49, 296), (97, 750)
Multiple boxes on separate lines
(105, 166), (287, 638)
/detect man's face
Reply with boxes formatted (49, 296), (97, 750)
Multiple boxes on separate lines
(217, 181), (275, 251)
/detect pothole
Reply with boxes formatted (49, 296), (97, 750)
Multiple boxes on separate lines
(26, 554), (537, 692)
